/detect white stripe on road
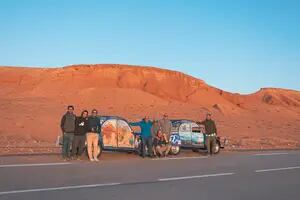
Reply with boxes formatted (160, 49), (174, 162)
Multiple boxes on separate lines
(152, 156), (208, 161)
(158, 172), (235, 182)
(253, 152), (289, 156)
(0, 162), (71, 168)
(0, 173), (234, 195)
(255, 166), (300, 173)
(0, 183), (121, 196)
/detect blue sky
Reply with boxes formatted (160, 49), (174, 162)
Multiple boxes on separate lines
(0, 0), (299, 94)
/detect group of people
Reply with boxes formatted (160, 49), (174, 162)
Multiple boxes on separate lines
(130, 114), (173, 158)
(130, 113), (218, 158)
(60, 105), (218, 162)
(60, 105), (101, 161)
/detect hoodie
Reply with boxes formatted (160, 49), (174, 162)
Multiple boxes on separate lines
(60, 112), (76, 133)
(75, 116), (89, 136)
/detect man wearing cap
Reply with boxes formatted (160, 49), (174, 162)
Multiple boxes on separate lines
(202, 113), (217, 156)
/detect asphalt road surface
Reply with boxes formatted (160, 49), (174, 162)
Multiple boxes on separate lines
(0, 150), (300, 200)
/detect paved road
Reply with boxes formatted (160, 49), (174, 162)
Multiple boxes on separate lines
(0, 150), (300, 200)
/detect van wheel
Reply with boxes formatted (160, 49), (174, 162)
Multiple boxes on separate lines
(192, 148), (199, 153)
(213, 142), (221, 154)
(170, 146), (180, 155)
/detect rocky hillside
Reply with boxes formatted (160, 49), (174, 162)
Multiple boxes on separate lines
(0, 64), (299, 150)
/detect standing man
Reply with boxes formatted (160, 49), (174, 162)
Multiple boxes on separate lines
(202, 113), (218, 156)
(87, 109), (101, 162)
(60, 105), (76, 160)
(130, 116), (153, 158)
(72, 110), (89, 160)
(159, 113), (172, 142)
(151, 118), (160, 138)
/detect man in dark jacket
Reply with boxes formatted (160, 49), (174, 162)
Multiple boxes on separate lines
(202, 113), (217, 155)
(130, 116), (153, 158)
(72, 110), (89, 160)
(86, 109), (101, 162)
(60, 105), (76, 160)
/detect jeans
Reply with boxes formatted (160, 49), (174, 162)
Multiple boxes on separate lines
(141, 136), (153, 157)
(62, 133), (74, 158)
(72, 135), (86, 157)
(86, 132), (99, 160)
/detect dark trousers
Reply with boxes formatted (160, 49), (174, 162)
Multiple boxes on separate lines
(206, 135), (216, 155)
(72, 135), (86, 157)
(62, 133), (74, 158)
(141, 137), (153, 157)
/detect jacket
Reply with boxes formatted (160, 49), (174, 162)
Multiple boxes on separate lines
(75, 116), (89, 136)
(60, 112), (76, 133)
(159, 118), (172, 138)
(88, 116), (101, 133)
(202, 119), (217, 135)
(130, 120), (153, 138)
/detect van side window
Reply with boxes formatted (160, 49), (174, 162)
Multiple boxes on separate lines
(191, 122), (201, 133)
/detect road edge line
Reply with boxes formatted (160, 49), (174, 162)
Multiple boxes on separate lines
(158, 172), (235, 182)
(0, 183), (121, 195)
(255, 166), (300, 173)
(0, 162), (72, 168)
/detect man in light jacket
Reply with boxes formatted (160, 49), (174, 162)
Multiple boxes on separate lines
(159, 113), (172, 142)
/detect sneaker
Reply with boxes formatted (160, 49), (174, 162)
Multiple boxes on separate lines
(90, 158), (95, 162)
(94, 158), (100, 162)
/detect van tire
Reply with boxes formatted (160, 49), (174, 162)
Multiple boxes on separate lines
(213, 141), (221, 154)
(170, 145), (180, 155)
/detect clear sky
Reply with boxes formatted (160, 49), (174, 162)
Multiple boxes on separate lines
(0, 0), (299, 94)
